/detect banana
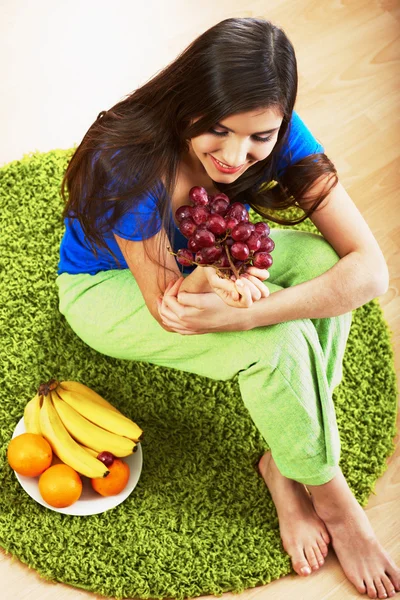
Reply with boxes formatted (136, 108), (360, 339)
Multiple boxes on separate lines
(56, 386), (143, 442)
(24, 393), (42, 434)
(52, 391), (136, 457)
(59, 381), (122, 414)
(77, 443), (99, 458)
(39, 392), (109, 479)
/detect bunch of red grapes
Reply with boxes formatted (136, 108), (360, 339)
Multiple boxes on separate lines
(169, 186), (275, 280)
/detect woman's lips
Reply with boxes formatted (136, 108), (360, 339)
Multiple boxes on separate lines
(209, 155), (244, 174)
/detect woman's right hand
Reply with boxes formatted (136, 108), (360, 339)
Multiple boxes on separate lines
(203, 266), (270, 308)
(157, 277), (255, 334)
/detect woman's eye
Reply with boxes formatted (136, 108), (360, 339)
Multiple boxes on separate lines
(209, 128), (228, 137)
(209, 128), (272, 143)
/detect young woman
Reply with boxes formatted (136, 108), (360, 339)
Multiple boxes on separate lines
(56, 17), (399, 599)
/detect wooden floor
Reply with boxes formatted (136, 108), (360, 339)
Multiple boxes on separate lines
(1, 1), (399, 598)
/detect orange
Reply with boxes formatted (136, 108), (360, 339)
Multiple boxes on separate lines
(91, 458), (130, 496)
(7, 433), (52, 477)
(39, 464), (82, 508)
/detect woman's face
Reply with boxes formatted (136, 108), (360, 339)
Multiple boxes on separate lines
(186, 107), (283, 182)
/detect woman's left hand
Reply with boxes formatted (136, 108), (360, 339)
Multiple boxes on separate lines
(156, 276), (259, 335)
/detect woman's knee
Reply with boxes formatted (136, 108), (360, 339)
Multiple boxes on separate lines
(269, 229), (340, 284)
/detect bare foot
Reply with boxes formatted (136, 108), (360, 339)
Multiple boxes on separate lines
(258, 450), (331, 576)
(308, 469), (400, 598)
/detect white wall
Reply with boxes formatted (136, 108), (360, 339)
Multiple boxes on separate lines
(1, 0), (255, 167)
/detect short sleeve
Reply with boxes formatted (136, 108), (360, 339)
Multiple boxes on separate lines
(92, 149), (163, 241)
(110, 191), (162, 241)
(275, 111), (325, 177)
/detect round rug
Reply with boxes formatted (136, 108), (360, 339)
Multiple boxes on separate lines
(0, 149), (398, 599)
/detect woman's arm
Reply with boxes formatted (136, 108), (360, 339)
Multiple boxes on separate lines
(159, 178), (388, 334)
(245, 178), (389, 328)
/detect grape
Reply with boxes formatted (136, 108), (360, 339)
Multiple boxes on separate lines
(253, 252), (273, 268)
(213, 193), (230, 203)
(176, 249), (194, 266)
(171, 187), (275, 281)
(200, 245), (223, 262)
(214, 252), (230, 268)
(206, 214), (227, 235)
(225, 216), (239, 231)
(190, 205), (210, 225)
(189, 186), (209, 206)
(175, 205), (192, 223)
(195, 250), (208, 264)
(231, 222), (253, 242)
(196, 222), (208, 230)
(188, 236), (200, 252)
(254, 222), (270, 237)
(97, 451), (115, 467)
(259, 237), (275, 252)
(179, 218), (197, 238)
(230, 242), (250, 261)
(210, 198), (230, 215)
(226, 202), (249, 223)
(194, 228), (216, 248)
(247, 232), (262, 252)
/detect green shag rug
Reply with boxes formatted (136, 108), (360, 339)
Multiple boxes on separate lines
(0, 148), (398, 600)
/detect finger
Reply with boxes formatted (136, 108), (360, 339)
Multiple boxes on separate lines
(207, 270), (238, 294)
(242, 274), (270, 298)
(161, 319), (197, 335)
(162, 295), (186, 320)
(165, 277), (184, 296)
(159, 300), (181, 324)
(246, 266), (270, 280)
(162, 318), (196, 335)
(212, 288), (244, 308)
(238, 276), (261, 301)
(176, 291), (206, 309)
(235, 280), (253, 307)
(159, 304), (198, 334)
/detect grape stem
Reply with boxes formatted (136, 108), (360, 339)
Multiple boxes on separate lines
(224, 245), (241, 280)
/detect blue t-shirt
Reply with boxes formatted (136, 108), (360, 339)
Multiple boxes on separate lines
(57, 111), (324, 276)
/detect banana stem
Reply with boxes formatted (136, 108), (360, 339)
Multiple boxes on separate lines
(38, 379), (59, 397)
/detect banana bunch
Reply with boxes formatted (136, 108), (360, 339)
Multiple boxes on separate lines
(24, 379), (143, 479)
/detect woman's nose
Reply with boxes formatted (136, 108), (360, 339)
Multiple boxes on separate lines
(223, 141), (250, 167)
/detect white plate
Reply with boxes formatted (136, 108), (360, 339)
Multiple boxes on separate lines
(11, 417), (143, 516)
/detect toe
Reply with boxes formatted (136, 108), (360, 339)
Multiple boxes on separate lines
(385, 564), (400, 592)
(304, 546), (320, 571)
(291, 547), (312, 576)
(365, 578), (378, 599)
(317, 536), (329, 558)
(355, 580), (367, 595)
(320, 529), (330, 545)
(381, 573), (396, 597)
(374, 576), (388, 598)
(313, 543), (325, 567)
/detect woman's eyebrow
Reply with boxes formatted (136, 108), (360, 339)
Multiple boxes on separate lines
(216, 122), (280, 135)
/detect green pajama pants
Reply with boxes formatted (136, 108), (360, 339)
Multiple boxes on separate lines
(56, 229), (352, 486)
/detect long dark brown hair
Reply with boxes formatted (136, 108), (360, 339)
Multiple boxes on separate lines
(61, 17), (337, 281)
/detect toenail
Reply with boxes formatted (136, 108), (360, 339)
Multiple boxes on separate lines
(301, 567), (311, 575)
(318, 560), (324, 565)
